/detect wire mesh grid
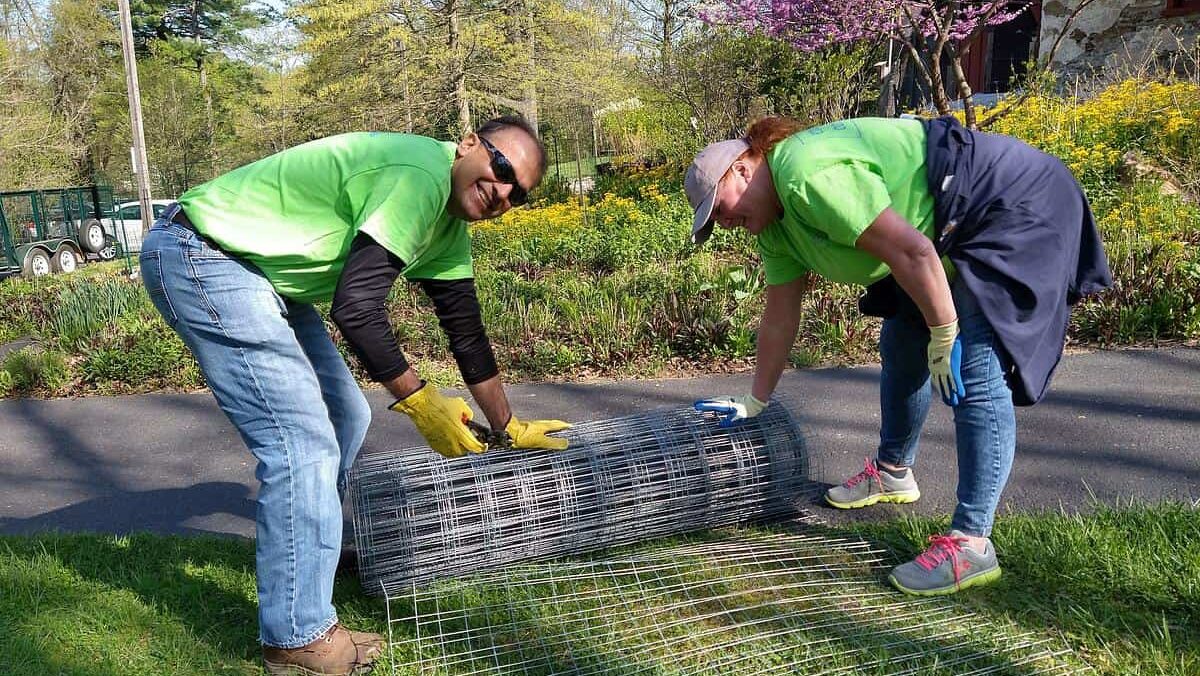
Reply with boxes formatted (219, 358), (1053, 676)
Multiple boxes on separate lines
(348, 400), (1089, 674)
(349, 399), (820, 592)
(378, 530), (1090, 675)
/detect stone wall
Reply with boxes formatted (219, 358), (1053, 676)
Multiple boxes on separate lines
(1039, 0), (1199, 78)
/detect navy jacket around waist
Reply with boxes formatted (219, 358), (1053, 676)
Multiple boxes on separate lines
(922, 116), (1112, 405)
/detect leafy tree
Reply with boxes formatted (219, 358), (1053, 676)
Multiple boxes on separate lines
(0, 37), (76, 189)
(604, 29), (878, 162)
(124, 0), (272, 173)
(127, 0), (272, 55)
(292, 0), (637, 146)
(702, 0), (1034, 126)
(43, 0), (122, 182)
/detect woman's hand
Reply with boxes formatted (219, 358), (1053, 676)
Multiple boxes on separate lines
(694, 394), (768, 427)
(927, 320), (965, 405)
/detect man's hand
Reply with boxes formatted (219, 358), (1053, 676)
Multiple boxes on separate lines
(389, 382), (486, 458)
(504, 415), (571, 451)
(694, 394), (768, 427)
(927, 320), (965, 406)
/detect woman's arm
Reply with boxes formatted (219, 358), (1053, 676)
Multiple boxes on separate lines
(751, 275), (809, 401)
(854, 207), (955, 326)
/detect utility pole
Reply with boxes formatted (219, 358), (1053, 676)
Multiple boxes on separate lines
(116, 0), (154, 234)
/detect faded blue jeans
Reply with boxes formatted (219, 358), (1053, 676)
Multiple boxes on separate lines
(140, 219), (371, 648)
(876, 279), (1016, 537)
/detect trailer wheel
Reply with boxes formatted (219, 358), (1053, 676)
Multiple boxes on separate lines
(97, 235), (120, 261)
(52, 244), (80, 273)
(79, 218), (107, 254)
(23, 248), (52, 277)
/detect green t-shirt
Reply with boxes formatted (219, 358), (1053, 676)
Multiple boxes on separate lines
(179, 132), (472, 303)
(756, 118), (938, 287)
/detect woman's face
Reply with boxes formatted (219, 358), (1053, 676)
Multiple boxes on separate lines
(711, 155), (779, 236)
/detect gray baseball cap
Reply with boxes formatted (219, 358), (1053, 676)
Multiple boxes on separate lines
(684, 138), (750, 245)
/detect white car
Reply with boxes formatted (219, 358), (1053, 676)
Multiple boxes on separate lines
(102, 199), (175, 254)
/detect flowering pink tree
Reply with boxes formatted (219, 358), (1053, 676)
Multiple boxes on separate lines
(702, 0), (1031, 127)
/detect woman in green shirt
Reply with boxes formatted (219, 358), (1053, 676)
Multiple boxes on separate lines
(690, 116), (1110, 596)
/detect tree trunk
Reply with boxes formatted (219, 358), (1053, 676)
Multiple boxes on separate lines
(448, 0), (471, 135)
(395, 36), (413, 133)
(927, 47), (952, 116)
(524, 0), (538, 134)
(876, 41), (897, 117)
(192, 1), (215, 175)
(948, 43), (977, 128)
(661, 0), (674, 72)
(200, 60), (215, 172)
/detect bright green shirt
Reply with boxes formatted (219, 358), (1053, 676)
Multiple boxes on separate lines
(757, 118), (939, 287)
(179, 132), (472, 303)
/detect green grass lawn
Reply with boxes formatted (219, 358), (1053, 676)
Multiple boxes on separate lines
(1, 502), (1195, 675)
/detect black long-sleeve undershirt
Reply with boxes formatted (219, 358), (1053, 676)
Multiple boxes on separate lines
(330, 232), (499, 385)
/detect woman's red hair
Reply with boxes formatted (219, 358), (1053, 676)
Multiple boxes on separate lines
(745, 116), (803, 158)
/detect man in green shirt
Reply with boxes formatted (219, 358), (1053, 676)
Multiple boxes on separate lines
(141, 116), (569, 674)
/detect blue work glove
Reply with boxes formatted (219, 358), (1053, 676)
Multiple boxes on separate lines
(928, 320), (965, 406)
(694, 394), (768, 427)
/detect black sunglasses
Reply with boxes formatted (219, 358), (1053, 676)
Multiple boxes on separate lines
(479, 136), (529, 206)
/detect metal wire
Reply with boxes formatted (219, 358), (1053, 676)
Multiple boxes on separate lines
(349, 400), (818, 592)
(380, 532), (1091, 676)
(348, 401), (1089, 674)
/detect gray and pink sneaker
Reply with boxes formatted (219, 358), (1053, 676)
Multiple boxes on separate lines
(825, 457), (921, 509)
(888, 530), (1002, 596)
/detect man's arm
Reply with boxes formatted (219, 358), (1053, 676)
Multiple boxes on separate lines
(419, 277), (569, 449)
(330, 231), (417, 389)
(416, 277), (511, 430)
(332, 233), (487, 457)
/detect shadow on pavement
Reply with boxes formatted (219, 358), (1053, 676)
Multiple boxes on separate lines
(0, 481), (255, 536)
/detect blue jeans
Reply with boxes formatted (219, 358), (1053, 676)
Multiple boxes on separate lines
(876, 280), (1016, 537)
(140, 220), (372, 648)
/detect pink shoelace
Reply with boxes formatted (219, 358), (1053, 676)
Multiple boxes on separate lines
(914, 533), (971, 587)
(843, 457), (884, 492)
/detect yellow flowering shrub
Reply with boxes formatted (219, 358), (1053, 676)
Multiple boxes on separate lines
(980, 79), (1200, 191)
(475, 200), (586, 239)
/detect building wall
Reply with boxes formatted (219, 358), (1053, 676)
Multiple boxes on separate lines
(1039, 0), (1200, 77)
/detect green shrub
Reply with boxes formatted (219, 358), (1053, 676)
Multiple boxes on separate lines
(591, 163), (685, 201)
(1073, 184), (1200, 342)
(597, 102), (702, 167)
(0, 346), (70, 396)
(528, 174), (575, 206)
(78, 316), (202, 393)
(47, 279), (145, 349)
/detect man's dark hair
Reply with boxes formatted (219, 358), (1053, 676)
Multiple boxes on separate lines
(476, 115), (547, 176)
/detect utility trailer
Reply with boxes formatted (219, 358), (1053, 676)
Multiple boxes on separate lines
(0, 186), (127, 279)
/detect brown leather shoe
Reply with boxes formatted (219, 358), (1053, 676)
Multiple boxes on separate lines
(262, 623), (384, 675)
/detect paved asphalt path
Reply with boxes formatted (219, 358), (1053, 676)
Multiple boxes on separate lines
(1, 347), (1196, 538)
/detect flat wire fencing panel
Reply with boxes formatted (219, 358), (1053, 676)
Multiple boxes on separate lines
(381, 531), (1090, 676)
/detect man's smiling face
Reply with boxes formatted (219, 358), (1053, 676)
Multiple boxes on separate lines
(448, 127), (542, 221)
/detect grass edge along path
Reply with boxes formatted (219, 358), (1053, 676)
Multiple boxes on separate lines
(0, 501), (1195, 675)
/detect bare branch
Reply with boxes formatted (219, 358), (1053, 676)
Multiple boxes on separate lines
(979, 0), (1100, 129)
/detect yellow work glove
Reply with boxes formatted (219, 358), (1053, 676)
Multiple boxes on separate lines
(389, 382), (486, 458)
(505, 415), (572, 451)
(927, 319), (965, 407)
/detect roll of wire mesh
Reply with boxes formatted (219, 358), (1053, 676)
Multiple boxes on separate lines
(348, 399), (815, 594)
